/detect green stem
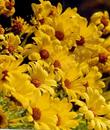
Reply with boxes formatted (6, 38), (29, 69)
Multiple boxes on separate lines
(21, 33), (32, 47)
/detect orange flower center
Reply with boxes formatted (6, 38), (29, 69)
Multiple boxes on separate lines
(39, 18), (45, 24)
(56, 114), (61, 126)
(76, 36), (85, 46)
(64, 79), (72, 89)
(101, 16), (108, 26)
(32, 108), (41, 121)
(99, 53), (108, 63)
(69, 46), (76, 52)
(31, 79), (41, 88)
(2, 70), (8, 80)
(8, 45), (15, 53)
(40, 49), (49, 59)
(12, 20), (23, 35)
(55, 31), (64, 41)
(53, 60), (61, 68)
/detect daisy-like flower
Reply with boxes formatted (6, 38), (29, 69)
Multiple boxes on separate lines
(0, 0), (15, 17)
(11, 17), (35, 35)
(51, 7), (80, 48)
(83, 66), (105, 92)
(3, 33), (21, 54)
(32, 29), (55, 61)
(60, 61), (85, 99)
(31, 0), (60, 26)
(45, 44), (76, 72)
(3, 72), (41, 110)
(29, 93), (57, 130)
(73, 87), (110, 130)
(28, 62), (57, 95)
(51, 98), (78, 130)
(0, 55), (27, 91)
(91, 11), (110, 35)
(0, 55), (27, 78)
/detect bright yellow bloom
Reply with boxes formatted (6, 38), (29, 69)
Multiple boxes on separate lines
(91, 11), (110, 35)
(29, 93), (57, 130)
(11, 16), (35, 35)
(4, 72), (40, 110)
(74, 87), (110, 130)
(51, 98), (78, 130)
(31, 0), (60, 25)
(0, 55), (27, 91)
(52, 7), (80, 48)
(0, 0), (15, 17)
(4, 33), (21, 54)
(28, 62), (57, 95)
(83, 66), (105, 92)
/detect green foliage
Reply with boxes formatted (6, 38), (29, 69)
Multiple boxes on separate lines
(0, 92), (34, 129)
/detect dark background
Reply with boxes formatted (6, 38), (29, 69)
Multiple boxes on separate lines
(1, 0), (110, 26)
(14, 0), (110, 19)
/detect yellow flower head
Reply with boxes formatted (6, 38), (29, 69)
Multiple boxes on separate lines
(28, 62), (57, 95)
(11, 17), (34, 35)
(30, 93), (57, 130)
(74, 87), (110, 130)
(0, 0), (15, 17)
(51, 98), (78, 130)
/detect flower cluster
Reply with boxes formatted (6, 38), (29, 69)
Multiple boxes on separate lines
(0, 0), (110, 130)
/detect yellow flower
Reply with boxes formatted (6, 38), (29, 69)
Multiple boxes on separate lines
(83, 66), (105, 92)
(31, 0), (59, 25)
(4, 72), (40, 110)
(52, 7), (79, 48)
(4, 33), (21, 54)
(30, 93), (57, 130)
(0, 55), (27, 78)
(49, 45), (76, 71)
(0, 0), (15, 17)
(28, 62), (57, 95)
(74, 87), (110, 130)
(91, 11), (110, 35)
(61, 61), (84, 99)
(0, 55), (27, 91)
(51, 98), (78, 130)
(11, 16), (35, 35)
(33, 29), (55, 61)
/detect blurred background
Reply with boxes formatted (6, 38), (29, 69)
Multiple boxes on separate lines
(14, 0), (110, 20)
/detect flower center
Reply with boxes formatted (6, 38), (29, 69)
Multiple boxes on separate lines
(39, 18), (45, 24)
(32, 108), (41, 121)
(53, 60), (61, 68)
(40, 49), (49, 59)
(76, 36), (85, 46)
(69, 46), (76, 52)
(101, 16), (108, 26)
(2, 70), (8, 80)
(31, 79), (41, 88)
(99, 53), (107, 63)
(64, 79), (71, 89)
(12, 20), (23, 35)
(8, 45), (15, 53)
(56, 114), (61, 126)
(5, 0), (15, 10)
(55, 31), (64, 41)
